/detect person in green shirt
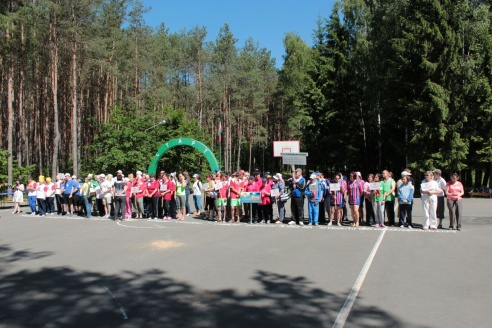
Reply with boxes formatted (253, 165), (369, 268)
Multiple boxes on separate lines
(382, 170), (396, 226)
(175, 173), (187, 221)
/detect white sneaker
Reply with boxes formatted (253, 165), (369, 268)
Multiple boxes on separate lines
(288, 221), (296, 225)
(328, 222), (332, 226)
(400, 225), (405, 228)
(299, 222), (304, 226)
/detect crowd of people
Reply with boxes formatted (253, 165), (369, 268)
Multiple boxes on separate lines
(8, 167), (465, 230)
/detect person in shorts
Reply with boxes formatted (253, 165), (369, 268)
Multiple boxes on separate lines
(229, 172), (242, 223)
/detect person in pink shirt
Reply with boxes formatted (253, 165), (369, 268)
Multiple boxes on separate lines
(445, 173), (464, 231)
(258, 178), (272, 223)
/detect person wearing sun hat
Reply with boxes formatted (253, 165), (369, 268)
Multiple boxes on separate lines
(305, 173), (322, 225)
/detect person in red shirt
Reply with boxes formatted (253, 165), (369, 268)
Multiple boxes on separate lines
(229, 172), (243, 223)
(161, 173), (175, 220)
(144, 174), (160, 220)
(258, 178), (272, 223)
(216, 174), (229, 222)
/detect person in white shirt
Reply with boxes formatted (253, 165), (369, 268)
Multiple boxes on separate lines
(421, 171), (441, 230)
(36, 176), (47, 216)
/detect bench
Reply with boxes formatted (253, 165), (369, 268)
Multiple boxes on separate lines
(469, 192), (492, 198)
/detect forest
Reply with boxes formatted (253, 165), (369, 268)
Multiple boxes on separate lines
(1, 0), (492, 188)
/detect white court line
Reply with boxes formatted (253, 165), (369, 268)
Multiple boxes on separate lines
(332, 228), (387, 328)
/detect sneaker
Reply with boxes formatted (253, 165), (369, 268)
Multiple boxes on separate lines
(374, 224), (380, 228)
(408, 225), (413, 229)
(328, 222), (332, 227)
(431, 227), (438, 230)
(380, 224), (386, 228)
(186, 213), (190, 217)
(400, 225), (405, 228)
(314, 223), (318, 226)
(288, 221), (296, 225)
(422, 227), (428, 230)
(299, 222), (304, 226)
(266, 220), (271, 224)
(337, 223), (341, 227)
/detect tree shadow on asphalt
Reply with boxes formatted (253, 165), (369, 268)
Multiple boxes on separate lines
(0, 245), (410, 328)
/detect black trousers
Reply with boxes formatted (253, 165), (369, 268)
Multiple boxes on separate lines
(148, 197), (159, 219)
(291, 197), (304, 224)
(385, 200), (395, 225)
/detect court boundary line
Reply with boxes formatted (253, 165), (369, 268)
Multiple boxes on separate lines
(332, 228), (387, 328)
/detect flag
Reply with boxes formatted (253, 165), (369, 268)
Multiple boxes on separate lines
(217, 121), (223, 143)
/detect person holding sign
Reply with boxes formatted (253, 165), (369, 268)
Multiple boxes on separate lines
(272, 174), (285, 224)
(258, 178), (272, 223)
(145, 174), (160, 220)
(421, 171), (440, 230)
(329, 173), (346, 227)
(305, 174), (322, 225)
(445, 173), (464, 231)
(288, 168), (306, 225)
(347, 172), (364, 227)
(371, 173), (385, 228)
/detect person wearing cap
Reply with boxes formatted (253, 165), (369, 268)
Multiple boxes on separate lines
(258, 177), (272, 223)
(229, 172), (242, 223)
(72, 176), (83, 216)
(398, 175), (414, 228)
(272, 173), (286, 224)
(35, 176), (47, 217)
(421, 171), (440, 230)
(44, 177), (56, 215)
(288, 168), (306, 225)
(434, 169), (447, 229)
(192, 174), (203, 216)
(305, 173), (322, 225)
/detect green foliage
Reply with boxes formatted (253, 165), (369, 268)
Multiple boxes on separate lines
(84, 106), (213, 176)
(0, 150), (37, 184)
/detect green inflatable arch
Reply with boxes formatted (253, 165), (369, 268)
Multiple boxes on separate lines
(147, 138), (219, 175)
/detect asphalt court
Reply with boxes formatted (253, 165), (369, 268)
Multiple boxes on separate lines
(0, 198), (491, 327)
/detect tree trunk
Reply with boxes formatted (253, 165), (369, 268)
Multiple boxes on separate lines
(7, 26), (14, 189)
(51, 12), (60, 179)
(71, 38), (78, 176)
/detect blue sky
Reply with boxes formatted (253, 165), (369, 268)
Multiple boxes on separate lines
(141, 0), (335, 67)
